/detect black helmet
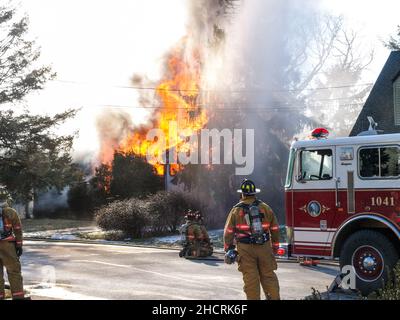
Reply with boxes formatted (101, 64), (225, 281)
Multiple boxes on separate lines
(185, 210), (200, 221)
(237, 179), (260, 196)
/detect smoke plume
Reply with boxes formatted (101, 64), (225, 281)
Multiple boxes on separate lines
(91, 0), (372, 225)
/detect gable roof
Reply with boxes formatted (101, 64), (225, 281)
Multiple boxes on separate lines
(350, 51), (400, 136)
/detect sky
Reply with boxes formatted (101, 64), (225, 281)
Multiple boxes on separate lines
(19, 0), (188, 158)
(16, 0), (400, 159)
(321, 0), (400, 79)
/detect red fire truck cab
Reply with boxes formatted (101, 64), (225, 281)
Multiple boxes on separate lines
(284, 131), (400, 294)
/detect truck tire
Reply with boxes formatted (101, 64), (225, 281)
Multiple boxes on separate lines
(339, 230), (399, 296)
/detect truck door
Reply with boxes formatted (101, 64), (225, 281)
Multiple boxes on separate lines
(291, 147), (337, 257)
(334, 146), (357, 218)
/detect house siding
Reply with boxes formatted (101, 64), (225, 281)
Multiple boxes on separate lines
(394, 76), (400, 126)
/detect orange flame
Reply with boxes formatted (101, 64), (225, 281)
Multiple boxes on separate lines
(114, 39), (209, 175)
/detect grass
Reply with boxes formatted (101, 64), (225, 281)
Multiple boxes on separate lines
(22, 218), (96, 233)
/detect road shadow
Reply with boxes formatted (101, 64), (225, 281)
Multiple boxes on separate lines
(183, 257), (223, 267)
(301, 265), (339, 277)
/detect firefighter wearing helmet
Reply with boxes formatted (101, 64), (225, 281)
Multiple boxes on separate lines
(223, 180), (280, 300)
(179, 210), (213, 258)
(0, 186), (24, 300)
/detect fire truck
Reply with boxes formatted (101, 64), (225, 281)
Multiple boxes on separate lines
(284, 124), (400, 295)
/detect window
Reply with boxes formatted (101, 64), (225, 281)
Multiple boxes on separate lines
(359, 146), (400, 179)
(395, 77), (400, 126)
(339, 147), (354, 161)
(285, 148), (295, 187)
(299, 149), (333, 181)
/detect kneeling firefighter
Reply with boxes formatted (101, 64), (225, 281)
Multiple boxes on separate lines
(179, 210), (213, 258)
(223, 180), (280, 300)
(0, 187), (24, 300)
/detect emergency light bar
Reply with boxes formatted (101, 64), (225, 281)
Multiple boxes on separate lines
(310, 128), (329, 140)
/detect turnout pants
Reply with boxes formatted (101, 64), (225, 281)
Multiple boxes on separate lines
(187, 241), (213, 258)
(0, 241), (24, 300)
(237, 242), (280, 300)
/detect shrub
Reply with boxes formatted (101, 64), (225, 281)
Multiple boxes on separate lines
(147, 191), (202, 233)
(373, 261), (400, 300)
(110, 153), (163, 199)
(95, 191), (204, 238)
(95, 198), (150, 238)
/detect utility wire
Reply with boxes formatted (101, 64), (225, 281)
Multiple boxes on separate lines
(52, 79), (373, 94)
(89, 102), (364, 111)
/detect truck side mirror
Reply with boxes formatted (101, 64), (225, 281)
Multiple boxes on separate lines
(296, 174), (306, 183)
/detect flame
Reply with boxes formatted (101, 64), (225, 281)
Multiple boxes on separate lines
(115, 39), (208, 175)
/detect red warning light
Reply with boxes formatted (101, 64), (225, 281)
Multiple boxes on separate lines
(277, 248), (286, 256)
(311, 128), (329, 140)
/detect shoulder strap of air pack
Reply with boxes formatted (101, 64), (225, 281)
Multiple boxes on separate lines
(234, 199), (261, 209)
(234, 200), (252, 210)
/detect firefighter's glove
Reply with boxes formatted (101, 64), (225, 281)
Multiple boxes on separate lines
(16, 246), (23, 257)
(224, 249), (238, 265)
(272, 243), (280, 256)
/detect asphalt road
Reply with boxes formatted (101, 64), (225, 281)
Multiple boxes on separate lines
(18, 240), (339, 300)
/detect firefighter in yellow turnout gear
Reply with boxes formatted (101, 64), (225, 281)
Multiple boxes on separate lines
(0, 187), (24, 300)
(179, 210), (213, 258)
(224, 180), (280, 300)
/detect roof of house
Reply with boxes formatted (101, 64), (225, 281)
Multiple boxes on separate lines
(350, 51), (400, 136)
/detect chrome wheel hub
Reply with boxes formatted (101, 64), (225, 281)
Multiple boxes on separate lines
(352, 245), (384, 282)
(362, 256), (376, 271)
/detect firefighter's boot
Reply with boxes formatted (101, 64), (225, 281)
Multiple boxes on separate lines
(0, 241), (24, 300)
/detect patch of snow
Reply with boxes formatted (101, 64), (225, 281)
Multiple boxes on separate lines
(25, 227), (100, 240)
(24, 226), (225, 250)
(50, 234), (78, 241)
(153, 234), (182, 244)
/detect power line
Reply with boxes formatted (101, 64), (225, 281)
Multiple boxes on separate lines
(88, 102), (364, 112)
(52, 79), (373, 94)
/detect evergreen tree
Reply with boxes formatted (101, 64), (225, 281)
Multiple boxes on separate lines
(385, 25), (400, 51)
(0, 3), (79, 216)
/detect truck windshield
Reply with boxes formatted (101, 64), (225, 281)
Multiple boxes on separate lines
(300, 149), (333, 181)
(285, 148), (296, 188)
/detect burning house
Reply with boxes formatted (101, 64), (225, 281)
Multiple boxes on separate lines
(94, 2), (234, 195)
(96, 41), (209, 192)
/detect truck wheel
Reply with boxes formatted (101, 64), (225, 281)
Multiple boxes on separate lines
(339, 230), (399, 296)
